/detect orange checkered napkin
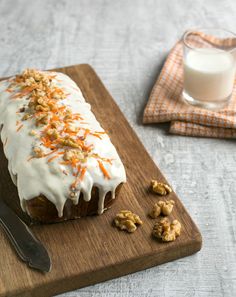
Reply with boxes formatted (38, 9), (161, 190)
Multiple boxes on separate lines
(143, 33), (236, 138)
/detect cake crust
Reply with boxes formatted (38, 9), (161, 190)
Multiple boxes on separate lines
(25, 185), (122, 224)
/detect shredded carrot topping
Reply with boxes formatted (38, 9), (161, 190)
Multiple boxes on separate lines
(91, 133), (102, 139)
(57, 151), (65, 155)
(44, 149), (58, 156)
(16, 124), (23, 132)
(80, 167), (87, 180)
(60, 161), (70, 165)
(98, 160), (110, 179)
(47, 155), (59, 163)
(6, 88), (13, 93)
(8, 69), (113, 193)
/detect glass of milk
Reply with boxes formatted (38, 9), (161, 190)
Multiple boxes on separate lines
(183, 28), (236, 109)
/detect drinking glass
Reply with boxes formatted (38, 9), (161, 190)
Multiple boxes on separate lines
(182, 28), (236, 109)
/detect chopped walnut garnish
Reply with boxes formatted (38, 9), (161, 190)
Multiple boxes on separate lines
(63, 149), (87, 162)
(35, 112), (49, 125)
(66, 125), (77, 133)
(35, 105), (49, 112)
(46, 128), (59, 140)
(33, 146), (44, 158)
(8, 69), (112, 189)
(21, 69), (49, 84)
(59, 136), (80, 148)
(37, 97), (49, 107)
(22, 113), (31, 121)
(51, 121), (60, 128)
(149, 200), (175, 218)
(64, 109), (72, 120)
(51, 89), (66, 100)
(152, 217), (181, 242)
(12, 69), (65, 123)
(150, 180), (172, 196)
(29, 95), (50, 112)
(29, 130), (37, 136)
(114, 210), (143, 233)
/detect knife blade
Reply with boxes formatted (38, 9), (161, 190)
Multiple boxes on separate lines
(0, 200), (51, 272)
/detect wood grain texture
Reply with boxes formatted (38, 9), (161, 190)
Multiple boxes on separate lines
(0, 64), (201, 297)
(0, 1), (236, 297)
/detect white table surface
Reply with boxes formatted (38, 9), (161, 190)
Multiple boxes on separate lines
(0, 0), (236, 296)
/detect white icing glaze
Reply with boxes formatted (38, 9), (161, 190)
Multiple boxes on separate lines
(0, 71), (126, 217)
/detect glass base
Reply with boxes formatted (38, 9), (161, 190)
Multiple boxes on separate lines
(182, 91), (231, 110)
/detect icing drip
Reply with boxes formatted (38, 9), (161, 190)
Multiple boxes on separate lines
(0, 69), (126, 217)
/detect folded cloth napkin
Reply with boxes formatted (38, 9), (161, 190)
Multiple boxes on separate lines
(143, 32), (236, 138)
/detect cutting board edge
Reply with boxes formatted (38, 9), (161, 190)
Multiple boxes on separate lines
(8, 233), (202, 297)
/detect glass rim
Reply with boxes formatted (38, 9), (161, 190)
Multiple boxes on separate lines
(183, 28), (236, 53)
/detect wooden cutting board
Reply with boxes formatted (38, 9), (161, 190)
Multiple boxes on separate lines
(0, 64), (202, 297)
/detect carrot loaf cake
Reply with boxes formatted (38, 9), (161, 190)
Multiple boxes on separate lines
(0, 69), (126, 223)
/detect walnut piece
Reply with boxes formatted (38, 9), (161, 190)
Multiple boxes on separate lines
(149, 203), (161, 218)
(29, 130), (37, 136)
(152, 217), (181, 242)
(33, 146), (44, 158)
(149, 200), (175, 218)
(160, 200), (175, 215)
(114, 210), (143, 233)
(46, 128), (59, 140)
(22, 113), (31, 121)
(35, 112), (49, 125)
(59, 136), (81, 148)
(150, 180), (172, 196)
(63, 148), (87, 162)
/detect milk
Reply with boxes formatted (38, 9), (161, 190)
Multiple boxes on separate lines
(184, 48), (235, 102)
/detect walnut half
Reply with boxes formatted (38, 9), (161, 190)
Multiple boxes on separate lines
(114, 210), (143, 233)
(152, 217), (181, 242)
(151, 180), (172, 196)
(149, 200), (175, 218)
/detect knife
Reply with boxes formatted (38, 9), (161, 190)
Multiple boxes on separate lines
(0, 200), (51, 272)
